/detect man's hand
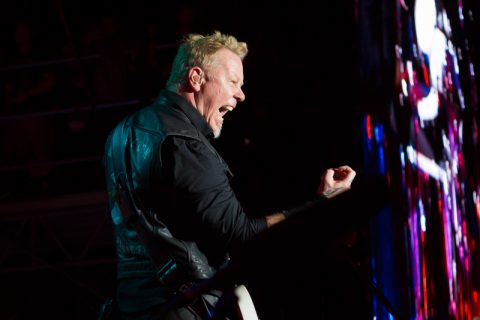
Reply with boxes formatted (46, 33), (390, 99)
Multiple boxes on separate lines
(317, 165), (356, 199)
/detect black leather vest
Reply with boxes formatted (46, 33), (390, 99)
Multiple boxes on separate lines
(104, 93), (224, 288)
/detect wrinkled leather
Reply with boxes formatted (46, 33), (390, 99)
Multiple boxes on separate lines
(104, 93), (219, 286)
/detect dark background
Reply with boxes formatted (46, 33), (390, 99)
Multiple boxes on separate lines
(0, 0), (372, 319)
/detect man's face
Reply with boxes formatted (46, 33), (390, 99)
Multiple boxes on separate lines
(197, 48), (245, 138)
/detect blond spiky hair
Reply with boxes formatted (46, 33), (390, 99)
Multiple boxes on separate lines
(166, 31), (248, 91)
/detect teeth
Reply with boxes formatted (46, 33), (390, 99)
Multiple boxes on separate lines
(220, 106), (233, 112)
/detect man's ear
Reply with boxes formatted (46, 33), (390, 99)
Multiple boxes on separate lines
(192, 74), (201, 83)
(189, 67), (203, 91)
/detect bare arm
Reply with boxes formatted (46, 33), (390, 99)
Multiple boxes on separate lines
(264, 165), (356, 228)
(265, 212), (287, 227)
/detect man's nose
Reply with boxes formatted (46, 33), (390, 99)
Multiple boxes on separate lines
(235, 88), (245, 102)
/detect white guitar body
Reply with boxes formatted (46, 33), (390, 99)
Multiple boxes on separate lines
(233, 285), (259, 320)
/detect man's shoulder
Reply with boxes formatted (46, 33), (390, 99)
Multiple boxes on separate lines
(128, 102), (200, 140)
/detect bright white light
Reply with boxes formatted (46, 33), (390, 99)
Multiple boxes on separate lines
(406, 145), (447, 182)
(407, 61), (414, 86)
(429, 29), (447, 90)
(415, 0), (437, 54)
(420, 200), (427, 232)
(414, 0), (448, 122)
(402, 79), (409, 97)
(417, 89), (439, 121)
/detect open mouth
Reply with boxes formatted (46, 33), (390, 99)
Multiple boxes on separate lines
(219, 105), (233, 114)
